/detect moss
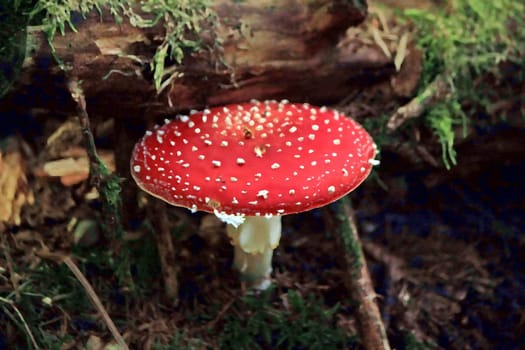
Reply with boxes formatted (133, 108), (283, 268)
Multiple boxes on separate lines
(0, 0), (215, 96)
(219, 287), (350, 349)
(336, 196), (364, 275)
(404, 0), (525, 168)
(0, 2), (32, 98)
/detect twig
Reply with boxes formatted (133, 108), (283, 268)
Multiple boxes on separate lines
(0, 296), (40, 349)
(63, 256), (129, 350)
(334, 196), (391, 350)
(361, 240), (406, 330)
(148, 200), (179, 300)
(387, 75), (450, 131)
(67, 77), (133, 289)
(1, 234), (20, 299)
(67, 78), (123, 236)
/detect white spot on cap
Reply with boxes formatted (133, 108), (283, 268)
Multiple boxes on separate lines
(312, 124), (319, 131)
(369, 159), (380, 166)
(212, 160), (221, 167)
(289, 189), (295, 195)
(221, 140), (228, 147)
(333, 139), (341, 145)
(254, 146), (265, 157)
(289, 126), (297, 133)
(133, 165), (141, 173)
(236, 158), (246, 165)
(328, 185), (336, 194)
(257, 190), (269, 199)
(271, 163), (280, 169)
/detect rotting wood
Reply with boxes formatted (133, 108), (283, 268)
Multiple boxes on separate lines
(1, 0), (395, 122)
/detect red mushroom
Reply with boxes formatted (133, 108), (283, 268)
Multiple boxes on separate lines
(131, 100), (377, 289)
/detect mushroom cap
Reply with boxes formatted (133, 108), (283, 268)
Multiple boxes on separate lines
(131, 100), (376, 217)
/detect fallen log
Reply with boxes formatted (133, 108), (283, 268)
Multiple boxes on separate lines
(3, 0), (394, 121)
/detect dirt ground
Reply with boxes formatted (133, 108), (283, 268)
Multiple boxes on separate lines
(2, 89), (524, 350)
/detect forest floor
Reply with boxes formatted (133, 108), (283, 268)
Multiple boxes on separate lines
(1, 1), (524, 350)
(2, 119), (524, 350)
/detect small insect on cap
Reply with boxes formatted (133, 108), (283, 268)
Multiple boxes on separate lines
(131, 100), (377, 217)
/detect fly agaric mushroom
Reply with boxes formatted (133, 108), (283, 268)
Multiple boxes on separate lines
(131, 100), (377, 289)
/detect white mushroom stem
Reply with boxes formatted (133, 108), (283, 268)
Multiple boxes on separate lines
(226, 215), (282, 290)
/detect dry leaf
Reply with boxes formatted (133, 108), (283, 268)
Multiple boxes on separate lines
(371, 26), (391, 59)
(0, 142), (34, 225)
(37, 149), (115, 186)
(45, 119), (84, 158)
(394, 33), (409, 71)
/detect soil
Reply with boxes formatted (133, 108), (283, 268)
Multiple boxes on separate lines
(2, 99), (523, 350)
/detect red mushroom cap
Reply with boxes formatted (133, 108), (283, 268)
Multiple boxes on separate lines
(131, 100), (376, 217)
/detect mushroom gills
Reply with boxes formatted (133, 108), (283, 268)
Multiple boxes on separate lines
(226, 215), (282, 290)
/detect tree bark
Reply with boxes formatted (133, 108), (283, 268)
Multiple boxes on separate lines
(3, 0), (394, 122)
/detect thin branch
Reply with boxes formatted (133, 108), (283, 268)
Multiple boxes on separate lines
(334, 196), (391, 350)
(0, 297), (40, 350)
(1, 234), (20, 299)
(387, 75), (450, 131)
(148, 200), (179, 300)
(67, 77), (133, 289)
(63, 256), (129, 350)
